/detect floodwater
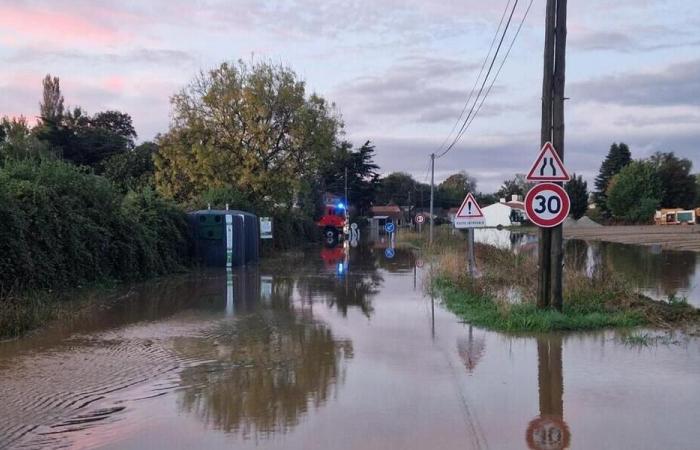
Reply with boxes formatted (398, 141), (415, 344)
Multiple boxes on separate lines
(476, 228), (700, 307)
(1, 244), (700, 450)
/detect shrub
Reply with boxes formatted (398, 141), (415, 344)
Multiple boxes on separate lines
(0, 159), (192, 293)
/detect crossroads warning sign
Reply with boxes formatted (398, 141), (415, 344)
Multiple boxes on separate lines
(526, 142), (570, 182)
(454, 193), (485, 229)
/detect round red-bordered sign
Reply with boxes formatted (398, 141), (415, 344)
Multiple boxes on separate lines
(526, 415), (571, 450)
(525, 182), (570, 228)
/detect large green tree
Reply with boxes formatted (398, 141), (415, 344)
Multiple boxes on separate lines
(649, 152), (695, 209)
(437, 171), (476, 208)
(607, 161), (662, 223)
(320, 140), (379, 216)
(594, 142), (631, 216)
(33, 74), (136, 170)
(103, 142), (157, 193)
(155, 60), (341, 207)
(565, 173), (588, 220)
(496, 174), (533, 200)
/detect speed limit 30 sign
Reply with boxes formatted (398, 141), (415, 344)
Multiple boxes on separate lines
(525, 182), (570, 228)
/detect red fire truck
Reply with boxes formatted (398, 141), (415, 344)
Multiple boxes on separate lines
(316, 200), (347, 244)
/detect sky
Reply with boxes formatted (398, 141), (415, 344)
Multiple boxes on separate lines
(1, 0), (699, 192)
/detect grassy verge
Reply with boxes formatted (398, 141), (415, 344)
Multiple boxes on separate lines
(0, 281), (121, 340)
(413, 226), (699, 333)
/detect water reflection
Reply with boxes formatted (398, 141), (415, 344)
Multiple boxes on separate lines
(566, 239), (699, 305)
(526, 336), (571, 450)
(175, 275), (353, 438)
(456, 326), (486, 373)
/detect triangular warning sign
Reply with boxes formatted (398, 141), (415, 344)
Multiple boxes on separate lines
(526, 142), (570, 182)
(456, 193), (484, 218)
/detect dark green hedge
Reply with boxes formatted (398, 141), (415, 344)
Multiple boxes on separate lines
(0, 159), (192, 292)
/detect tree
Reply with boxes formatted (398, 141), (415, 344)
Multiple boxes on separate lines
(607, 161), (662, 223)
(91, 110), (137, 149)
(649, 152), (695, 209)
(696, 174), (700, 205)
(437, 171), (476, 208)
(103, 142), (157, 192)
(496, 174), (533, 200)
(565, 173), (588, 219)
(594, 142), (631, 215)
(155, 60), (342, 207)
(377, 172), (417, 206)
(320, 140), (379, 217)
(0, 116), (51, 163)
(33, 75), (135, 169)
(39, 74), (64, 124)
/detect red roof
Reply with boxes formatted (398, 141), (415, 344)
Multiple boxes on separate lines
(505, 201), (525, 210)
(371, 205), (402, 214)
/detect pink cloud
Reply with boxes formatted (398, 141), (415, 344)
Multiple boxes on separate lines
(0, 4), (126, 47)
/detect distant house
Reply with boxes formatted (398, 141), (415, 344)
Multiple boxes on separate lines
(482, 195), (526, 227)
(370, 205), (404, 231)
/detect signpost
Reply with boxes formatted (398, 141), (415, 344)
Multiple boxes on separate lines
(526, 416), (570, 450)
(526, 142), (571, 183)
(524, 183), (570, 228)
(384, 222), (395, 234)
(454, 193), (485, 276)
(415, 214), (425, 234)
(260, 217), (273, 239)
(385, 247), (395, 259)
(525, 141), (571, 310)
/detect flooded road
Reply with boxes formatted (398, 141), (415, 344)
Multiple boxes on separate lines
(1, 245), (699, 449)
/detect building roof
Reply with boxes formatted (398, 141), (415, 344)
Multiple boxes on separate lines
(505, 201), (525, 210)
(371, 205), (402, 214)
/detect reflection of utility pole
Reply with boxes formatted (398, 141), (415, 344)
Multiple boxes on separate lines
(526, 335), (569, 450)
(537, 337), (563, 417)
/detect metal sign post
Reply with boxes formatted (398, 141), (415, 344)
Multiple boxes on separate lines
(453, 193), (485, 277)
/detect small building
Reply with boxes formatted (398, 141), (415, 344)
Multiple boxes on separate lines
(370, 205), (404, 226)
(655, 208), (700, 225)
(482, 195), (526, 227)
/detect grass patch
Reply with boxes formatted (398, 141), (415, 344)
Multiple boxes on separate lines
(426, 231), (700, 333)
(0, 280), (121, 340)
(435, 277), (643, 333)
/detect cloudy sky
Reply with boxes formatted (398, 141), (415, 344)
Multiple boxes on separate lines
(1, 0), (699, 192)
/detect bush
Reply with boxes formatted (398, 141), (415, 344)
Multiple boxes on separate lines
(0, 159), (192, 292)
(607, 161), (662, 223)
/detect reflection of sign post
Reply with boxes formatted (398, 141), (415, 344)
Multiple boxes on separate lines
(526, 416), (570, 450)
(384, 247), (395, 259)
(260, 217), (273, 239)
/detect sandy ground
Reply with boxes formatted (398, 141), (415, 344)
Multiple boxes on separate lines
(564, 225), (700, 252)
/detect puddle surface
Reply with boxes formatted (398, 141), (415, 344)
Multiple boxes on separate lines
(1, 244), (699, 449)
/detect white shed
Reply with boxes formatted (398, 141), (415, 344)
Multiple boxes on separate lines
(482, 197), (526, 227)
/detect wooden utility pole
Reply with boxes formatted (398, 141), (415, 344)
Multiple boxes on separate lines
(550, 0), (568, 311)
(538, 0), (556, 309)
(429, 153), (435, 245)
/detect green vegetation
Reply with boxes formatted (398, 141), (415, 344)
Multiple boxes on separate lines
(411, 229), (699, 333)
(565, 173), (589, 220)
(594, 143), (697, 223)
(607, 161), (662, 223)
(0, 159), (191, 338)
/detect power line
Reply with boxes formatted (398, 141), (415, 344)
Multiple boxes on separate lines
(434, 0), (513, 155)
(436, 0), (520, 159)
(462, 0), (535, 133)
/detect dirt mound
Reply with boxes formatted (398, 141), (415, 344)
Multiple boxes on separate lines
(576, 216), (602, 227)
